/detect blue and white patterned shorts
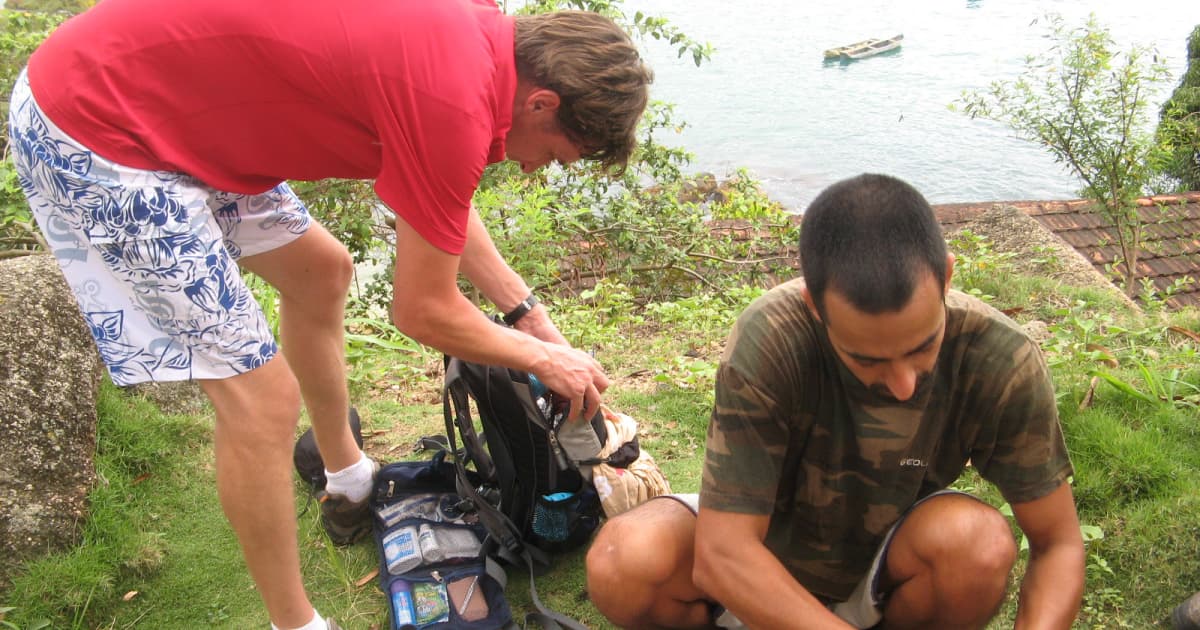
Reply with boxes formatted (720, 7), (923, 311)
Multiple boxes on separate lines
(7, 69), (312, 386)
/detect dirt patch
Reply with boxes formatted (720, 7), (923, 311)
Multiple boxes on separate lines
(943, 203), (1134, 308)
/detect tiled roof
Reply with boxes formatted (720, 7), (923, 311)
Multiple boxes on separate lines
(933, 193), (1200, 311)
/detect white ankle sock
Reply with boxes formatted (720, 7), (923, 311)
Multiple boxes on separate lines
(271, 609), (326, 630)
(325, 451), (373, 503)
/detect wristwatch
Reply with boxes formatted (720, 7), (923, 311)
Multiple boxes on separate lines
(502, 293), (539, 326)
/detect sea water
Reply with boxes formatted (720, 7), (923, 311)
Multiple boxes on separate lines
(628, 0), (1200, 209)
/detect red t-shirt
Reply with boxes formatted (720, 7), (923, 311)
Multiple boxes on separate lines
(28, 0), (516, 254)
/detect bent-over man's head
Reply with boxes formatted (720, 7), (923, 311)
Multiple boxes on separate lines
(514, 11), (653, 173)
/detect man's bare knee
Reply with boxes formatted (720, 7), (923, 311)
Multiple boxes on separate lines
(293, 239), (353, 304)
(588, 511), (672, 599)
(203, 357), (303, 450)
(587, 499), (700, 627)
(949, 505), (1016, 608)
(929, 498), (1015, 593)
(241, 226), (353, 310)
(884, 495), (1017, 628)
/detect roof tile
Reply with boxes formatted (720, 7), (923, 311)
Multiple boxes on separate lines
(934, 193), (1200, 310)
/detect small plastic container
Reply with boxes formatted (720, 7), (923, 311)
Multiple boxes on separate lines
(390, 579), (417, 629)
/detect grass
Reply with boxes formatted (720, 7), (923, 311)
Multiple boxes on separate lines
(3, 251), (1200, 629)
(0, 375), (713, 629)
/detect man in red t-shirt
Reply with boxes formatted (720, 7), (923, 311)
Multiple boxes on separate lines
(8, 0), (652, 627)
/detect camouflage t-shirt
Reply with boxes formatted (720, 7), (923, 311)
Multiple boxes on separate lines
(700, 279), (1073, 603)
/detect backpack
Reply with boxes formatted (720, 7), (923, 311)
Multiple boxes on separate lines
(436, 354), (635, 629)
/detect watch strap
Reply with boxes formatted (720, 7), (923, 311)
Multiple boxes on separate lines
(502, 293), (539, 326)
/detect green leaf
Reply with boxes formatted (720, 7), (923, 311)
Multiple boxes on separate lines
(1080, 524), (1105, 542)
(1088, 369), (1158, 403)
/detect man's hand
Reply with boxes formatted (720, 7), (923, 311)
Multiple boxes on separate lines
(528, 342), (608, 423)
(455, 203), (609, 418)
(513, 301), (608, 421)
(694, 508), (855, 630)
(1011, 482), (1085, 630)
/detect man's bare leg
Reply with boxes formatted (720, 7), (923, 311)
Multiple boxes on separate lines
(879, 494), (1017, 630)
(587, 498), (715, 629)
(239, 224), (359, 472)
(202, 224), (360, 627)
(201, 354), (311, 628)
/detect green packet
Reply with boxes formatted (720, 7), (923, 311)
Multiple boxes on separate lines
(413, 581), (450, 625)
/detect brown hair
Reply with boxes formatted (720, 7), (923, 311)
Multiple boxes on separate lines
(514, 11), (653, 173)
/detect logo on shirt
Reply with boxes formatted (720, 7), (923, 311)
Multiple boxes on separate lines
(899, 458), (928, 467)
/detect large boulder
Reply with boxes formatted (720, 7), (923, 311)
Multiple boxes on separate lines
(0, 253), (102, 588)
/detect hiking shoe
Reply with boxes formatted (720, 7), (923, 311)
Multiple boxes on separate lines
(1174, 591), (1200, 630)
(317, 460), (379, 546)
(326, 620), (343, 630)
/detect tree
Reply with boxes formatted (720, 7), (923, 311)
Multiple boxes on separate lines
(957, 14), (1171, 297)
(1154, 25), (1200, 192)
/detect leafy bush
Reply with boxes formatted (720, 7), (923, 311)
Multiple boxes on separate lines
(1154, 24), (1200, 192)
(472, 99), (799, 303)
(0, 9), (69, 259)
(957, 14), (1173, 297)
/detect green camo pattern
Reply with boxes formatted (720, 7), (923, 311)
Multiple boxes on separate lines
(700, 279), (1072, 602)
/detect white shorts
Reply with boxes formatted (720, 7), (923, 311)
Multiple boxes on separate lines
(8, 69), (311, 385)
(665, 489), (970, 629)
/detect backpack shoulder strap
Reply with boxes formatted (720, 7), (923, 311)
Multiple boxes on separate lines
(515, 549), (590, 630)
(444, 356), (497, 481)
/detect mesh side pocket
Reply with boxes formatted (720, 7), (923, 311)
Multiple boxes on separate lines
(532, 491), (579, 542)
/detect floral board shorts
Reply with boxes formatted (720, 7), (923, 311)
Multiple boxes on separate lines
(7, 69), (312, 385)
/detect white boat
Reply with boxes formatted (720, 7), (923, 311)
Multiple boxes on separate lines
(823, 34), (904, 60)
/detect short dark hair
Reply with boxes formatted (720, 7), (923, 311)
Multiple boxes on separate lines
(513, 11), (653, 173)
(799, 173), (947, 319)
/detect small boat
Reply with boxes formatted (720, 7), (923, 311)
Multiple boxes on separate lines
(823, 34), (904, 61)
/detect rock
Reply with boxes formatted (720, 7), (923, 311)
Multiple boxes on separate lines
(645, 172), (737, 206)
(124, 381), (208, 416)
(1021, 320), (1052, 344)
(679, 172), (724, 204)
(0, 253), (102, 588)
